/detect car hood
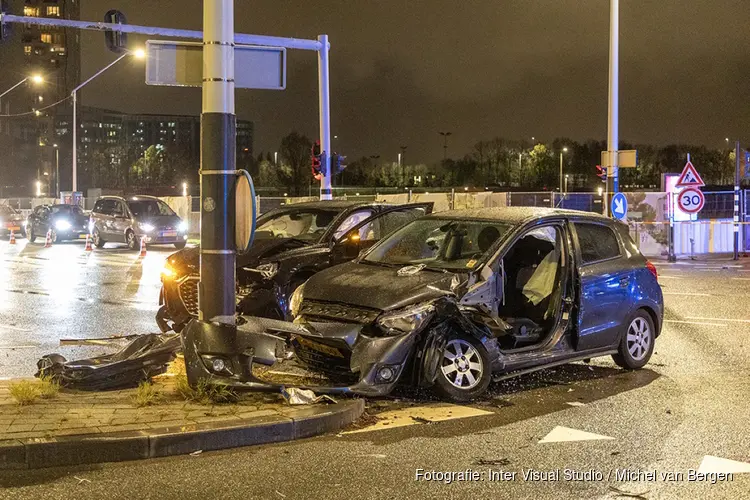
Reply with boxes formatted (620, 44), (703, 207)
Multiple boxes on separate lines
(301, 261), (460, 312)
(51, 213), (89, 226)
(134, 215), (183, 229)
(169, 237), (313, 275)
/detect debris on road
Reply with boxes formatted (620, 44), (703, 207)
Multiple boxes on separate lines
(473, 458), (511, 466)
(609, 486), (650, 499)
(566, 401), (586, 407)
(190, 450), (203, 456)
(74, 476), (90, 485)
(280, 386), (337, 405)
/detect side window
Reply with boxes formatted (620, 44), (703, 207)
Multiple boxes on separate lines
(92, 200), (104, 213)
(358, 206), (429, 243)
(575, 223), (621, 264)
(113, 202), (126, 217)
(33, 206), (46, 216)
(333, 209), (374, 240)
(99, 200), (116, 215)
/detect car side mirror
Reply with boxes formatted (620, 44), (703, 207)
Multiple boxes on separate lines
(332, 230), (362, 262)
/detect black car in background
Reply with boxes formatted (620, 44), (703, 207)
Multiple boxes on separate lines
(26, 204), (89, 243)
(0, 204), (26, 238)
(157, 200), (433, 333)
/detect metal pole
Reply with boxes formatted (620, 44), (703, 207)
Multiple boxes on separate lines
(734, 140), (740, 260)
(55, 148), (59, 199)
(606, 0), (619, 215)
(317, 34), (332, 201)
(199, 0), (236, 324)
(0, 77), (29, 100)
(559, 152), (564, 193)
(72, 91), (77, 193)
(518, 152), (522, 186)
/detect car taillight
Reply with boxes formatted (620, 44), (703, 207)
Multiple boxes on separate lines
(646, 261), (658, 280)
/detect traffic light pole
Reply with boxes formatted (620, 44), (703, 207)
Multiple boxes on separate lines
(199, 0), (236, 325)
(606, 0), (619, 216)
(318, 34), (332, 201)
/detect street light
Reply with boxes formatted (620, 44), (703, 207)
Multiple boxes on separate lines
(0, 74), (44, 100)
(564, 174), (569, 194)
(182, 182), (188, 197)
(439, 131), (452, 161)
(71, 49), (145, 193)
(559, 147), (568, 193)
(53, 144), (60, 199)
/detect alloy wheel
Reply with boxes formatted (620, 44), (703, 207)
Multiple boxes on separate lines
(440, 338), (484, 390)
(626, 316), (652, 361)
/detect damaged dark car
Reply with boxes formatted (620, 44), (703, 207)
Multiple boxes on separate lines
(267, 207), (663, 401)
(158, 200), (433, 332)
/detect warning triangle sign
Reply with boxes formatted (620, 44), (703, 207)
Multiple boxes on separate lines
(676, 161), (705, 187)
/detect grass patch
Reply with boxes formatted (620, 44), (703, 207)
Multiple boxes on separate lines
(9, 377), (61, 405)
(131, 381), (163, 407)
(174, 374), (238, 405)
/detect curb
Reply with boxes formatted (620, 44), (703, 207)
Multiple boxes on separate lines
(0, 399), (364, 470)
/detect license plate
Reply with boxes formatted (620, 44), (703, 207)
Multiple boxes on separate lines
(78, 234), (88, 239)
(8, 226), (20, 231)
(295, 336), (344, 358)
(162, 231), (177, 238)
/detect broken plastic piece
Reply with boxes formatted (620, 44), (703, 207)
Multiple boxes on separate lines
(280, 386), (337, 405)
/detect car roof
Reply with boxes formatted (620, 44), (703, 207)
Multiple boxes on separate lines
(275, 200), (385, 210)
(427, 206), (611, 225)
(100, 195), (160, 201)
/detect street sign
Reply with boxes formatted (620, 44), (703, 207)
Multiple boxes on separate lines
(611, 192), (628, 220)
(677, 187), (705, 214)
(145, 40), (286, 90)
(600, 150), (637, 168)
(675, 161), (705, 188)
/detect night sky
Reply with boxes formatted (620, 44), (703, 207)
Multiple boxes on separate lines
(3, 1), (750, 163)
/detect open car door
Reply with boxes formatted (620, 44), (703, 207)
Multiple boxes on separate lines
(331, 202), (434, 264)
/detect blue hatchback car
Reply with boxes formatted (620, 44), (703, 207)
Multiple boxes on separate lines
(281, 207), (664, 402)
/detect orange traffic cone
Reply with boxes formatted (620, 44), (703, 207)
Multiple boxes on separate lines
(84, 233), (93, 252)
(45, 230), (52, 248)
(139, 236), (147, 257)
(8, 229), (15, 245)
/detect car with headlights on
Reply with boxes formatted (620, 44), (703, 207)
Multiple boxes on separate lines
(0, 204), (26, 239)
(89, 195), (188, 250)
(276, 206), (663, 402)
(26, 204), (89, 243)
(157, 200), (433, 333)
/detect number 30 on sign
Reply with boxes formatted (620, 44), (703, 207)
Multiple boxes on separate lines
(677, 187), (705, 214)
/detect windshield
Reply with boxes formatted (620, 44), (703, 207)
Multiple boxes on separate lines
(255, 208), (342, 242)
(127, 199), (176, 217)
(50, 205), (82, 216)
(0, 205), (18, 216)
(364, 218), (512, 270)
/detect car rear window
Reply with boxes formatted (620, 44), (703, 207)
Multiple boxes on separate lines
(575, 223), (621, 264)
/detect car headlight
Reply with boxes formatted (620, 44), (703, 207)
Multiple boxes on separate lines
(161, 261), (177, 279)
(55, 220), (71, 231)
(139, 223), (155, 233)
(289, 283), (305, 318)
(256, 262), (279, 279)
(178, 221), (188, 232)
(377, 303), (435, 335)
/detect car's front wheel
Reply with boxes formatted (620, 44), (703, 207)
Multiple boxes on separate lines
(93, 228), (106, 248)
(28, 226), (37, 243)
(433, 332), (491, 402)
(612, 310), (655, 369)
(126, 230), (138, 251)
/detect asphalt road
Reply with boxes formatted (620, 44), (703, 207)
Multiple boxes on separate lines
(1, 238), (750, 499)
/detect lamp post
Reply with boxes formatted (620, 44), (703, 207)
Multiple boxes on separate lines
(71, 49), (145, 193)
(53, 144), (59, 199)
(559, 147), (568, 193)
(439, 131), (452, 161)
(399, 145), (407, 186)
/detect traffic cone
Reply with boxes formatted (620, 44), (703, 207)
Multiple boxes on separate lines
(84, 233), (93, 252)
(139, 236), (147, 257)
(8, 229), (15, 245)
(45, 230), (52, 248)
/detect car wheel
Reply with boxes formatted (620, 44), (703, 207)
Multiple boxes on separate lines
(433, 333), (491, 402)
(174, 241), (186, 249)
(126, 230), (138, 251)
(28, 226), (37, 243)
(612, 310), (655, 370)
(93, 228), (106, 248)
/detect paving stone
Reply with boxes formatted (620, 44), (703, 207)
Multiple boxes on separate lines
(236, 409), (280, 420)
(7, 424), (34, 433)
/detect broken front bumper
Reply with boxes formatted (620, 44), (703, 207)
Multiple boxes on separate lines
(181, 317), (418, 397)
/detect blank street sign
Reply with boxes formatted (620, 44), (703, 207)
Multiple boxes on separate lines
(145, 40), (286, 90)
(601, 150), (637, 168)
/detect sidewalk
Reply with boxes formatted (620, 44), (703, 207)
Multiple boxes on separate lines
(0, 374), (363, 470)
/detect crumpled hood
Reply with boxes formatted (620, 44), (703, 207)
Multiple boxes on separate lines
(302, 261), (460, 311)
(169, 237), (312, 275)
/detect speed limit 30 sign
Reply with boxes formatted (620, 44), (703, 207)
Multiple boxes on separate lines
(677, 187), (705, 214)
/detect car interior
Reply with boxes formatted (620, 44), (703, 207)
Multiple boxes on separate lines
(495, 225), (566, 350)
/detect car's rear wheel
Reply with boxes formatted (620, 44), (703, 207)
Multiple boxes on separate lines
(126, 230), (138, 251)
(612, 310), (655, 369)
(93, 228), (106, 248)
(433, 333), (491, 402)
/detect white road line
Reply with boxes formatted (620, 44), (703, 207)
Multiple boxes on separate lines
(342, 404), (493, 434)
(0, 345), (37, 349)
(664, 320), (727, 327)
(3, 325), (31, 332)
(662, 292), (712, 297)
(685, 316), (750, 323)
(658, 275), (684, 279)
(731, 278), (750, 281)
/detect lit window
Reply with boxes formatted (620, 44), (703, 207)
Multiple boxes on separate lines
(37, 96), (43, 103)
(24, 45), (31, 55)
(46, 6), (60, 17)
(40, 33), (52, 44)
(23, 6), (39, 16)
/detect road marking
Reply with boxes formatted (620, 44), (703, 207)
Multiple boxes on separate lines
(342, 404), (493, 434)
(685, 316), (750, 323)
(3, 325), (31, 332)
(538, 426), (614, 444)
(698, 456), (750, 474)
(664, 320), (728, 327)
(662, 292), (712, 297)
(0, 345), (37, 349)
(658, 275), (683, 279)
(731, 278), (750, 281)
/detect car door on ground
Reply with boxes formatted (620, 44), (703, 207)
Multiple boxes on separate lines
(573, 221), (631, 351)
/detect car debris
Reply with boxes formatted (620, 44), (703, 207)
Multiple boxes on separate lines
(281, 386), (337, 405)
(36, 333), (180, 390)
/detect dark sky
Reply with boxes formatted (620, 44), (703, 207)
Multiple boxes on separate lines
(4, 1), (750, 163)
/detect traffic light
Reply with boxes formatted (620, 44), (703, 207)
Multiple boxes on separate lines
(311, 140), (322, 181)
(1, 1), (11, 43)
(104, 10), (128, 54)
(596, 165), (607, 181)
(333, 153), (347, 175)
